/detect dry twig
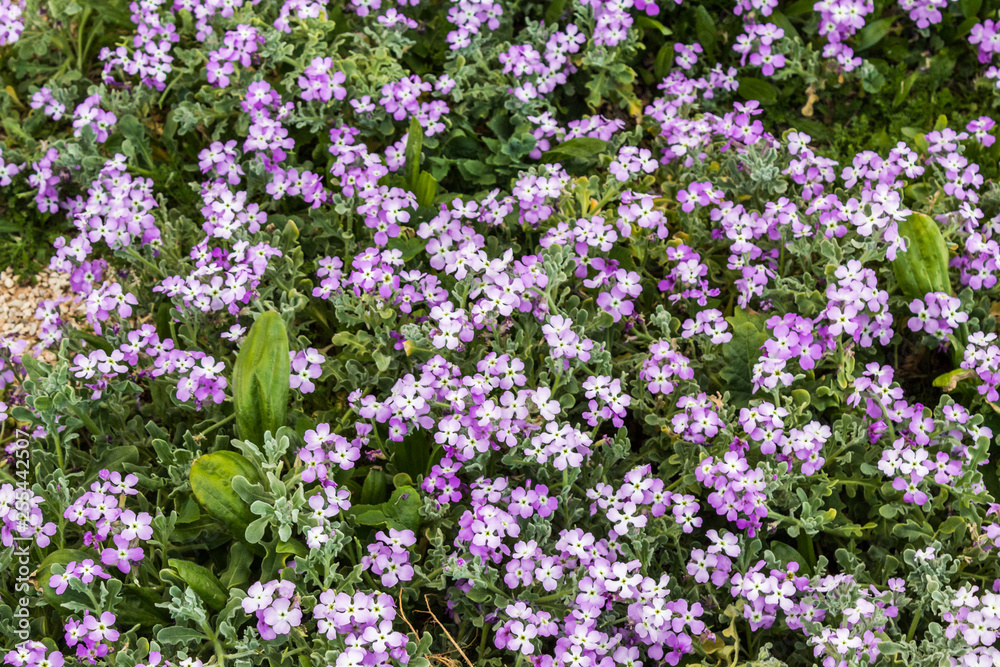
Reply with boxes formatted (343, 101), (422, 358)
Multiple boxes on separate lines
(422, 594), (475, 667)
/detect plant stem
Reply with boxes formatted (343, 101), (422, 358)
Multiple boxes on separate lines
(201, 621), (227, 667)
(123, 247), (164, 278)
(198, 412), (236, 437)
(76, 8), (92, 73)
(53, 430), (64, 471)
(72, 405), (102, 438)
(906, 608), (922, 643)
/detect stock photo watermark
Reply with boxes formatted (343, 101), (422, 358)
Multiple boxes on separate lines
(10, 427), (33, 641)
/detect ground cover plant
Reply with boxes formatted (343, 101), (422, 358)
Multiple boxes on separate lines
(5, 0), (1000, 665)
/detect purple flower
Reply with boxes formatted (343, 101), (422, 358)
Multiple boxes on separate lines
(100, 534), (144, 573)
(82, 611), (119, 642)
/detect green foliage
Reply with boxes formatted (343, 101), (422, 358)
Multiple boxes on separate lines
(232, 312), (291, 447)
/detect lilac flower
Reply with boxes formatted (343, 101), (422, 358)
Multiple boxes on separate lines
(289, 348), (325, 393)
(82, 611), (119, 642)
(30, 87), (66, 120)
(71, 95), (117, 143)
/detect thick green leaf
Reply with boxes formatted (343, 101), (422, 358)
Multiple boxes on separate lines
(768, 542), (813, 576)
(167, 559), (228, 610)
(634, 16), (671, 36)
(360, 469), (388, 505)
(349, 485), (422, 532)
(693, 5), (717, 53)
(737, 78), (778, 106)
(415, 171), (438, 208)
(654, 43), (675, 80)
(541, 138), (608, 162)
(189, 451), (261, 538)
(961, 0), (983, 17)
(721, 309), (769, 404)
(220, 543), (254, 589)
(405, 116), (423, 188)
(232, 311), (290, 446)
(384, 485), (422, 532)
(118, 585), (172, 626)
(855, 17), (894, 51)
(892, 212), (951, 298)
(245, 516), (269, 544)
(387, 235), (427, 262)
(543, 0), (567, 23)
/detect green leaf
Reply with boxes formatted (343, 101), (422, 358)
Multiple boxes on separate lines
(190, 451), (262, 539)
(276, 539), (309, 557)
(373, 349), (392, 372)
(384, 485), (422, 532)
(331, 331), (370, 354)
(156, 627), (206, 645)
(544, 0), (567, 24)
(466, 585), (491, 603)
(721, 309), (769, 404)
(693, 5), (718, 53)
(784, 0), (813, 15)
(878, 504), (900, 519)
(405, 116), (423, 188)
(933, 368), (974, 391)
(791, 389), (810, 408)
(220, 543), (254, 589)
(540, 137), (608, 162)
(118, 585), (172, 626)
(892, 520), (933, 541)
(634, 15), (671, 36)
(854, 17), (894, 51)
(69, 329), (114, 353)
(878, 642), (906, 656)
(245, 516), (269, 544)
(350, 485), (422, 531)
(937, 516), (965, 535)
(961, 0), (982, 17)
(388, 431), (431, 479)
(768, 542), (813, 576)
(892, 212), (952, 298)
(360, 469), (388, 505)
(414, 171), (438, 208)
(768, 11), (800, 42)
(387, 235), (427, 262)
(892, 72), (919, 109)
(232, 311), (290, 446)
(167, 559), (229, 610)
(352, 507), (391, 526)
(737, 78), (778, 106)
(654, 43), (675, 80)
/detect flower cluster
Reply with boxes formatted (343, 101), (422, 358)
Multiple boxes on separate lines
(298, 423), (363, 480)
(4, 644), (64, 667)
(207, 25), (264, 88)
(29, 87), (65, 120)
(242, 580), (304, 640)
(289, 348), (325, 393)
(362, 529), (417, 587)
(71, 95), (117, 143)
(64, 611), (119, 663)
(907, 291), (969, 340)
(63, 470), (149, 573)
(312, 589), (409, 664)
(6, 1), (1000, 667)
(0, 482), (55, 547)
